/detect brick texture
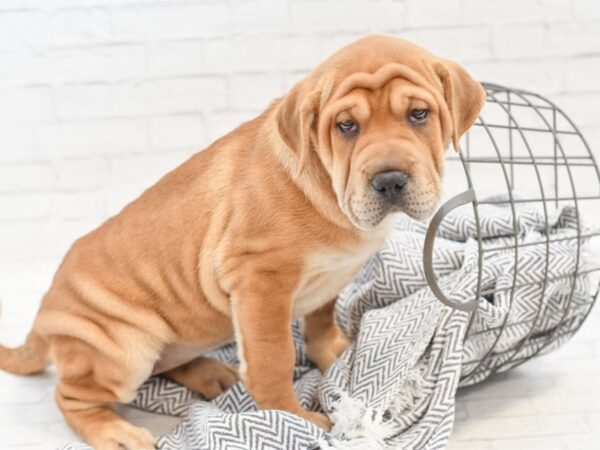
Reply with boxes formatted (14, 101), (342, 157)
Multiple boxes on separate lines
(0, 1), (599, 448)
(0, 0), (596, 279)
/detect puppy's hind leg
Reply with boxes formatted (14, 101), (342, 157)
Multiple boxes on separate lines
(53, 336), (156, 450)
(165, 356), (239, 399)
(304, 299), (350, 373)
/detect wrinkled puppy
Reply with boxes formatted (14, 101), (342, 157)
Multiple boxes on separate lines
(0, 35), (485, 449)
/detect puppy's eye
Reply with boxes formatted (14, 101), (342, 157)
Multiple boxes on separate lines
(336, 120), (359, 135)
(409, 109), (429, 123)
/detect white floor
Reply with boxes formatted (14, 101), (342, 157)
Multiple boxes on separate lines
(1, 288), (599, 450)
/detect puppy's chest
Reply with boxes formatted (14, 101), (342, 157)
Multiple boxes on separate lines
(293, 235), (388, 318)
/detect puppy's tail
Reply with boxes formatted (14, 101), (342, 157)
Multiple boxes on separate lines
(0, 306), (49, 375)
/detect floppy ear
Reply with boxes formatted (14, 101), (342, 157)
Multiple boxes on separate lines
(274, 77), (332, 176)
(433, 60), (486, 151)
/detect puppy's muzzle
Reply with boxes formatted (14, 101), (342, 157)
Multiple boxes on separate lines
(370, 170), (409, 203)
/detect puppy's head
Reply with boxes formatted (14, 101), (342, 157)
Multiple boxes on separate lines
(275, 35), (485, 230)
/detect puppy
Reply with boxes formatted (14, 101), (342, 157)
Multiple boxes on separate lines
(0, 35), (485, 450)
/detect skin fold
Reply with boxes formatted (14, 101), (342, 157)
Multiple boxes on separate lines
(0, 35), (485, 450)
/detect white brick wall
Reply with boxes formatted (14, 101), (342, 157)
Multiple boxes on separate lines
(0, 1), (596, 281)
(0, 2), (599, 447)
(0, 0), (597, 304)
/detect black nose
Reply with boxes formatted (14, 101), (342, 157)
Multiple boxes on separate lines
(371, 171), (408, 201)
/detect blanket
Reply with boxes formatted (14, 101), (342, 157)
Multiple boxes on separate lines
(60, 199), (596, 450)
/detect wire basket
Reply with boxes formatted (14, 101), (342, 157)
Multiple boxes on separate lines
(422, 82), (600, 386)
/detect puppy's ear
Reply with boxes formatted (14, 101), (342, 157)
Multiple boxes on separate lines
(433, 60), (485, 151)
(275, 77), (333, 176)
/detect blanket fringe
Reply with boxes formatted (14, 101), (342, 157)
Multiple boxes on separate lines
(317, 393), (395, 450)
(319, 366), (424, 449)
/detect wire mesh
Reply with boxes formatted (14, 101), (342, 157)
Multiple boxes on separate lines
(431, 82), (600, 384)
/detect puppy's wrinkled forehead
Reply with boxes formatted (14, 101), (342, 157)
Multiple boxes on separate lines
(273, 34), (485, 179)
(331, 62), (441, 102)
(320, 62), (452, 138)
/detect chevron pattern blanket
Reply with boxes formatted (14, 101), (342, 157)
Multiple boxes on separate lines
(61, 200), (595, 450)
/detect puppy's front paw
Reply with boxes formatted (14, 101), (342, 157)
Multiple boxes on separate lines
(307, 328), (351, 373)
(91, 421), (155, 450)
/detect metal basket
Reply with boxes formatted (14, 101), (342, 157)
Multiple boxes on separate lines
(422, 82), (600, 385)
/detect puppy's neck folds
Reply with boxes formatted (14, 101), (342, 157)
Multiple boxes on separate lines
(264, 115), (358, 233)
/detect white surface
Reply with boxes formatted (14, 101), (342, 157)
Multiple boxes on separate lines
(0, 286), (599, 449)
(0, 0), (599, 448)
(451, 304), (600, 450)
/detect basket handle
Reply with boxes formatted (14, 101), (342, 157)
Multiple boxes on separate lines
(423, 189), (479, 312)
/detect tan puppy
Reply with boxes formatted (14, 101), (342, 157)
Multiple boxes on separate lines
(0, 35), (484, 450)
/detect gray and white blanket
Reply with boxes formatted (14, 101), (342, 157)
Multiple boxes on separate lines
(61, 200), (596, 450)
